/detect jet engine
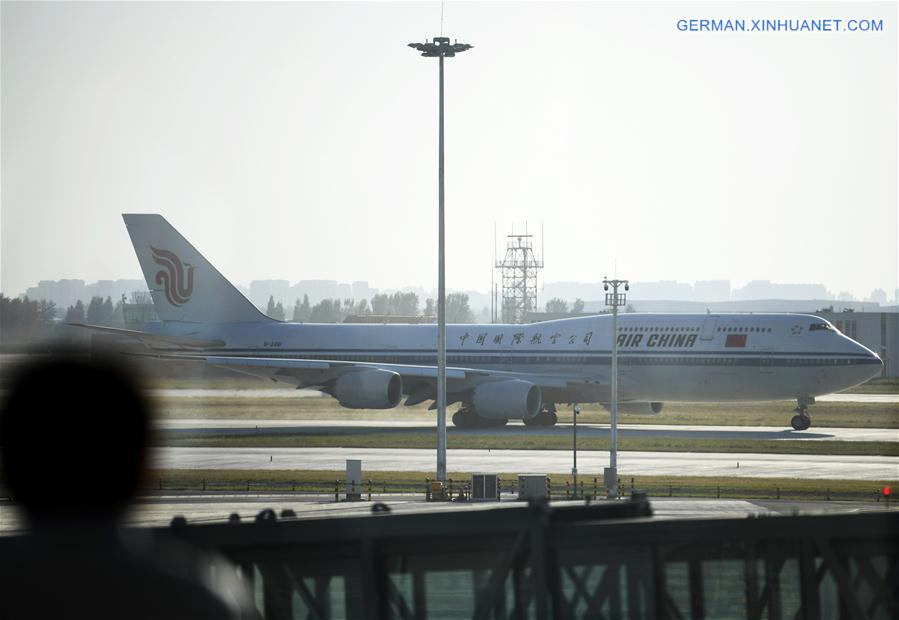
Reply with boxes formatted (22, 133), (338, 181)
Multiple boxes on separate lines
(471, 380), (542, 420)
(333, 369), (403, 409)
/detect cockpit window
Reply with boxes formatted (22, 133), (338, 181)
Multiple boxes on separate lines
(809, 323), (834, 332)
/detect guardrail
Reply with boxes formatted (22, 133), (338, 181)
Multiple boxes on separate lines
(137, 476), (893, 505)
(161, 497), (897, 619)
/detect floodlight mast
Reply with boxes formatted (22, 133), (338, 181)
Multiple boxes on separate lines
(408, 37), (472, 483)
(603, 278), (629, 499)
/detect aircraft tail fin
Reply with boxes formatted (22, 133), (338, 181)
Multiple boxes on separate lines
(123, 214), (272, 324)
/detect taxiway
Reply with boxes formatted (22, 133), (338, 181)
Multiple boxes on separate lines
(150, 446), (899, 480)
(159, 419), (899, 443)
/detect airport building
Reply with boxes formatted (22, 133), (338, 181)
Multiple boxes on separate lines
(814, 309), (898, 379)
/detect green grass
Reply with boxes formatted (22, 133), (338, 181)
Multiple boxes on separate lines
(144, 468), (897, 503)
(157, 431), (899, 456)
(151, 395), (898, 428)
(841, 378), (898, 394)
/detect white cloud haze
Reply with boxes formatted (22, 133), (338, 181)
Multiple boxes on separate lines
(2, 2), (896, 300)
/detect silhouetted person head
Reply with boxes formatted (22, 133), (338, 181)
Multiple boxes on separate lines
(0, 350), (252, 619)
(1, 349), (150, 528)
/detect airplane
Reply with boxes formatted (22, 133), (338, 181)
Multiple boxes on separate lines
(82, 214), (884, 431)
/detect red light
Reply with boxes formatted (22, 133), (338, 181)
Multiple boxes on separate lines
(883, 486), (892, 496)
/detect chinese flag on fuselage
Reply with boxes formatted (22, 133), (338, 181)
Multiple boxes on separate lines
(725, 334), (747, 348)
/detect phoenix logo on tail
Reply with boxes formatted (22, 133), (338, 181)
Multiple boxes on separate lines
(151, 246), (194, 306)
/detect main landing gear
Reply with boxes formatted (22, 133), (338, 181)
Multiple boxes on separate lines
(452, 407), (508, 428)
(523, 404), (559, 427)
(790, 397), (814, 431)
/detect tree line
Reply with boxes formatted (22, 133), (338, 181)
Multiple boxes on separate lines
(0, 293), (158, 346)
(266, 291), (475, 323)
(544, 298), (586, 314)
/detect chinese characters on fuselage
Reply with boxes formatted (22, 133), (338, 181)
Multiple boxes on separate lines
(456, 331), (698, 348)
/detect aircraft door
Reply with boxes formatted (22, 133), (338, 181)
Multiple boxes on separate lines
(699, 315), (718, 341)
(759, 349), (774, 374)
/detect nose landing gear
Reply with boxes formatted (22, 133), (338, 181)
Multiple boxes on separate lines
(790, 397), (814, 431)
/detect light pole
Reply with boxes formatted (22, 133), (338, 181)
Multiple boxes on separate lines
(572, 404), (580, 497)
(603, 277), (628, 499)
(408, 37), (472, 482)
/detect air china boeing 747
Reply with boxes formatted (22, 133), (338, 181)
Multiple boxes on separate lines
(85, 214), (883, 431)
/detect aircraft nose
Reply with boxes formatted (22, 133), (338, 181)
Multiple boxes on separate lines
(855, 341), (883, 371)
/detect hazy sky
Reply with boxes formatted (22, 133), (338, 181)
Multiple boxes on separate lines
(2, 1), (896, 299)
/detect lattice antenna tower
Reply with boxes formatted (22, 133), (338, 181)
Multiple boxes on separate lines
(495, 228), (544, 323)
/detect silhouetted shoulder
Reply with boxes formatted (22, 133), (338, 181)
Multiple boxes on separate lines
(0, 530), (245, 619)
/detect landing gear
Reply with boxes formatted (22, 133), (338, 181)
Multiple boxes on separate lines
(790, 397), (814, 431)
(452, 407), (508, 428)
(790, 414), (811, 431)
(523, 404), (559, 427)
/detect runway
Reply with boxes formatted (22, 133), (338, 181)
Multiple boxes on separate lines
(148, 389), (898, 404)
(817, 393), (898, 403)
(159, 419), (899, 443)
(151, 446), (899, 480)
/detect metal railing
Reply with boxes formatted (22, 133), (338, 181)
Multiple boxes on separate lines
(155, 496), (897, 619)
(139, 476), (893, 505)
(1, 493), (896, 618)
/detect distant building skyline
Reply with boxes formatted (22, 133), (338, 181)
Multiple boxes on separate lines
(2, 3), (895, 309)
(15, 276), (898, 316)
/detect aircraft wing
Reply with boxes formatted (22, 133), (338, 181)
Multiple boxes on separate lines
(142, 353), (583, 398)
(71, 323), (226, 350)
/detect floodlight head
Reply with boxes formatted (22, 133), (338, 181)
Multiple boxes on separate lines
(604, 284), (609, 292)
(625, 284), (629, 291)
(408, 36), (473, 58)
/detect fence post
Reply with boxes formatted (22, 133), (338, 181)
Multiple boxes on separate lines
(566, 481), (570, 500)
(776, 486), (780, 500)
(716, 485), (720, 499)
(368, 479), (372, 501)
(448, 478), (453, 498)
(579, 481), (584, 498)
(631, 477), (634, 492)
(593, 477), (597, 499)
(246, 480), (250, 492)
(425, 478), (431, 501)
(334, 480), (339, 502)
(669, 484), (672, 497)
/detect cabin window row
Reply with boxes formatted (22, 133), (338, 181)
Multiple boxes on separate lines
(620, 326), (699, 333)
(717, 327), (772, 333)
(267, 354), (856, 367)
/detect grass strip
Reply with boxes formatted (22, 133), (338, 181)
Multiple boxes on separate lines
(144, 468), (897, 503)
(152, 398), (898, 429)
(157, 433), (899, 456)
